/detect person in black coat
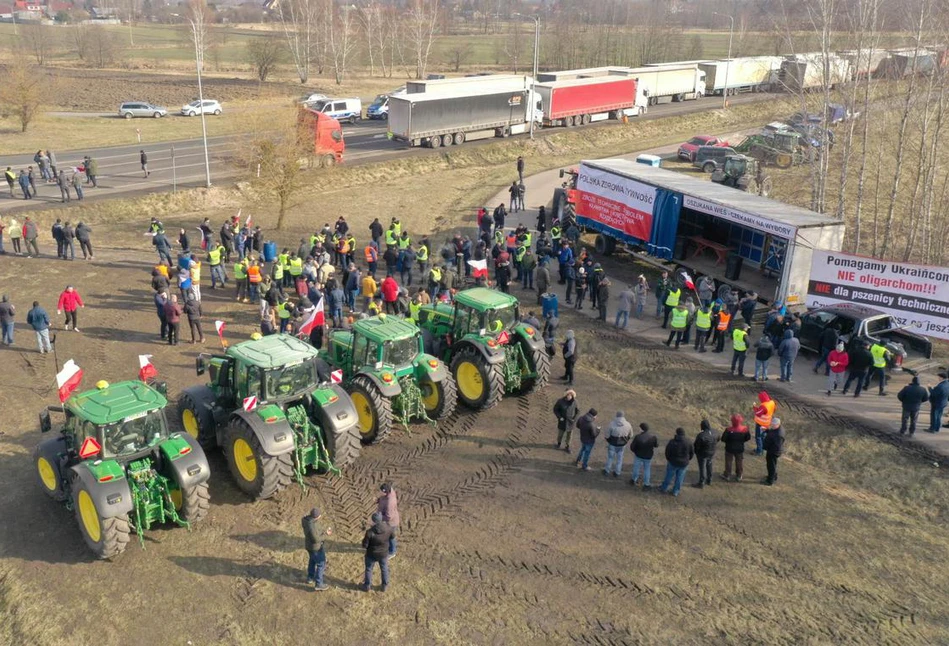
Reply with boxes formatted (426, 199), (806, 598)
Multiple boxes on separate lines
(897, 376), (930, 436)
(692, 420), (718, 488)
(361, 512), (393, 592)
(575, 408), (599, 471)
(842, 341), (873, 397)
(553, 389), (579, 451)
(762, 418), (785, 485)
(813, 325), (839, 375)
(659, 428), (694, 497)
(630, 423), (659, 489)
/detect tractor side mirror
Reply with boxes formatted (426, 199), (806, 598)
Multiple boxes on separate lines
(559, 168), (565, 178)
(195, 354), (209, 376)
(39, 410), (51, 433)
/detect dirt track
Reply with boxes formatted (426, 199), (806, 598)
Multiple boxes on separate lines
(2, 218), (949, 644)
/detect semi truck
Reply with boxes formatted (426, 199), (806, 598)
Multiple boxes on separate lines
(536, 67), (633, 82)
(406, 75), (531, 94)
(297, 107), (345, 167)
(534, 76), (648, 126)
(778, 54), (851, 92)
(694, 57), (784, 95)
(621, 65), (706, 105)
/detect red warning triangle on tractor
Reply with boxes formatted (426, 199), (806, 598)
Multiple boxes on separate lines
(79, 437), (101, 459)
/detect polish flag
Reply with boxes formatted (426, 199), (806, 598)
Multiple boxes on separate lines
(244, 211), (253, 227)
(197, 227), (207, 250)
(468, 258), (488, 279)
(215, 320), (226, 338)
(330, 369), (343, 384)
(138, 355), (158, 382)
(681, 272), (695, 291)
(242, 395), (258, 412)
(298, 296), (325, 337)
(56, 360), (84, 403)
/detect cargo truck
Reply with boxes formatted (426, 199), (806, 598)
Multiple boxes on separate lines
(536, 67), (633, 82)
(535, 76), (648, 126)
(388, 86), (541, 148)
(297, 107), (345, 167)
(778, 55), (851, 92)
(622, 65), (706, 106)
(406, 75), (531, 94)
(695, 57), (784, 95)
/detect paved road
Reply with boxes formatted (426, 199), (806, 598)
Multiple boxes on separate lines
(0, 92), (775, 214)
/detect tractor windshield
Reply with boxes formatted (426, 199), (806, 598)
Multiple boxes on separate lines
(485, 304), (518, 334)
(101, 410), (167, 458)
(383, 337), (419, 368)
(264, 359), (317, 401)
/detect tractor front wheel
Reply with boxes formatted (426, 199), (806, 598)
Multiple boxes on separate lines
(33, 437), (67, 501)
(171, 482), (210, 524)
(224, 418), (293, 500)
(348, 376), (393, 445)
(451, 346), (504, 410)
(518, 342), (552, 394)
(420, 377), (457, 420)
(178, 386), (218, 449)
(73, 478), (131, 559)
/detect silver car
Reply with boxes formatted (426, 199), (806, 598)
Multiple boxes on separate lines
(119, 102), (168, 119)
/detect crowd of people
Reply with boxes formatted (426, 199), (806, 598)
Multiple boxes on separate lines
(4, 153), (98, 202)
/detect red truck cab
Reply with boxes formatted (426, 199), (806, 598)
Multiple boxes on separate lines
(298, 107), (345, 167)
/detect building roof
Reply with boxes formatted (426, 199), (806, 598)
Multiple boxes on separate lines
(227, 333), (319, 369)
(66, 380), (167, 425)
(582, 158), (842, 232)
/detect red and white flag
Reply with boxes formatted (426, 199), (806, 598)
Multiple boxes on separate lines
(242, 395), (257, 412)
(197, 226), (208, 250)
(298, 296), (325, 337)
(331, 369), (343, 384)
(215, 320), (226, 338)
(244, 211), (252, 227)
(468, 258), (488, 279)
(682, 272), (695, 291)
(56, 360), (83, 403)
(138, 355), (158, 382)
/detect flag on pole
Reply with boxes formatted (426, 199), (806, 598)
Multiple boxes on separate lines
(682, 271), (695, 291)
(56, 360), (84, 403)
(244, 211), (252, 227)
(215, 320), (226, 337)
(298, 297), (325, 337)
(468, 258), (489, 279)
(197, 227), (207, 250)
(138, 355), (158, 382)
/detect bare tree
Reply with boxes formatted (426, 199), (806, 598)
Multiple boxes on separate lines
(504, 20), (524, 73)
(185, 0), (215, 72)
(18, 25), (57, 66)
(405, 0), (440, 79)
(328, 4), (358, 85)
(248, 111), (313, 230)
(87, 25), (121, 68)
(358, 1), (380, 77)
(445, 42), (472, 72)
(276, 0), (320, 84)
(0, 65), (48, 132)
(245, 36), (285, 82)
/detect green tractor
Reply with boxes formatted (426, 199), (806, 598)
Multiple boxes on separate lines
(416, 287), (550, 410)
(711, 154), (773, 196)
(734, 131), (815, 169)
(177, 334), (361, 500)
(33, 379), (210, 559)
(320, 315), (457, 444)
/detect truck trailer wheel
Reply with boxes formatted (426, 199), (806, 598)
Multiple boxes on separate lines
(321, 154), (336, 168)
(453, 132), (466, 145)
(428, 135), (441, 149)
(581, 114), (591, 125)
(224, 418), (292, 500)
(595, 234), (616, 256)
(73, 478), (131, 560)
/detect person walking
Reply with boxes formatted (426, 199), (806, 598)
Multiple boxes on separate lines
(575, 408), (600, 471)
(17, 169), (31, 200)
(361, 512), (393, 592)
(140, 150), (150, 178)
(4, 167), (15, 196)
(23, 217), (39, 257)
(184, 293), (205, 343)
(866, 340), (891, 396)
(842, 341), (873, 397)
(516, 156), (525, 183)
(377, 483), (400, 558)
(754, 334), (774, 382)
(56, 286), (85, 332)
(928, 372), (949, 434)
(661, 281), (681, 329)
(553, 389), (579, 452)
(752, 391), (776, 455)
(777, 329), (800, 383)
(57, 170), (70, 202)
(629, 423), (659, 489)
(164, 294), (182, 345)
(61, 222), (76, 260)
(86, 156), (99, 187)
(52, 219), (65, 259)
(153, 230), (173, 265)
(691, 420), (718, 488)
(897, 376), (929, 436)
(26, 301), (52, 354)
(381, 275), (399, 314)
(813, 325), (839, 376)
(720, 414), (750, 481)
(302, 508), (332, 591)
(659, 428), (694, 497)
(508, 181), (519, 213)
(731, 324), (750, 377)
(634, 275), (648, 319)
(693, 302), (712, 352)
(561, 330), (577, 386)
(71, 170), (84, 200)
(154, 290), (169, 341)
(655, 271), (670, 319)
(762, 418), (785, 486)
(615, 284), (634, 329)
(208, 242), (227, 288)
(536, 258), (551, 305)
(0, 295), (15, 346)
(8, 216), (22, 255)
(603, 411), (632, 477)
(826, 342), (849, 395)
(596, 275), (611, 322)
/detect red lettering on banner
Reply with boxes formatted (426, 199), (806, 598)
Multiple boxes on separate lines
(575, 191), (652, 241)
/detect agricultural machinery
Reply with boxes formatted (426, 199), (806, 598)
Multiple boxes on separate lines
(711, 155), (773, 196)
(734, 130), (816, 168)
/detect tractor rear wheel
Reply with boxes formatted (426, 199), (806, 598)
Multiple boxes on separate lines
(324, 415), (361, 468)
(451, 346), (504, 410)
(224, 418), (292, 500)
(775, 153), (792, 169)
(178, 386), (218, 450)
(518, 342), (552, 394)
(73, 477), (131, 559)
(33, 437), (67, 501)
(348, 376), (393, 445)
(420, 376), (457, 420)
(171, 482), (210, 524)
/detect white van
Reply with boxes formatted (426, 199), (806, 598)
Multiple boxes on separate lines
(311, 98), (362, 124)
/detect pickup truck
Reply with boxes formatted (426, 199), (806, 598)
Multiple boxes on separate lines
(798, 304), (936, 374)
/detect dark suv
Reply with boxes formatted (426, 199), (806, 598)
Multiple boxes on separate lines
(692, 145), (736, 173)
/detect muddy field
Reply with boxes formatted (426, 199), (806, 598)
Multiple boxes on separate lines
(2, 210), (949, 645)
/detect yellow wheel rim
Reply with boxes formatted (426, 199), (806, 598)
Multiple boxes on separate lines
(232, 438), (258, 483)
(78, 490), (101, 543)
(456, 361), (484, 402)
(351, 391), (375, 437)
(420, 381), (441, 412)
(37, 457), (57, 492)
(182, 409), (199, 439)
(169, 488), (183, 510)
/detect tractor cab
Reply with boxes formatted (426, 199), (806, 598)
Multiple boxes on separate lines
(772, 131), (801, 153)
(349, 316), (424, 379)
(451, 288), (521, 342)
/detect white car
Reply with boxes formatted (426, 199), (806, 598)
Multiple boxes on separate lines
(181, 100), (223, 117)
(300, 93), (329, 105)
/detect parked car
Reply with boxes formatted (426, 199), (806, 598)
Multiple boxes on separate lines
(692, 145), (736, 173)
(300, 93), (329, 105)
(678, 135), (729, 161)
(798, 304), (934, 373)
(118, 102), (167, 119)
(181, 100), (223, 117)
(310, 98), (362, 124)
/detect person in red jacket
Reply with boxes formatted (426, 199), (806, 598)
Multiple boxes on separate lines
(826, 342), (849, 396)
(56, 285), (85, 332)
(380, 276), (399, 315)
(163, 293), (182, 345)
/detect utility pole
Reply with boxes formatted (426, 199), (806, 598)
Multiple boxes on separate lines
(189, 17), (212, 188)
(714, 12), (735, 109)
(514, 13), (541, 140)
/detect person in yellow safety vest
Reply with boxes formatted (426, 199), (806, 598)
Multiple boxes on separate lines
(416, 242), (429, 275)
(867, 340), (891, 396)
(731, 324), (750, 377)
(398, 232), (411, 250)
(521, 231), (533, 249)
(271, 255), (284, 285)
(208, 243), (227, 289)
(550, 224), (562, 246)
(247, 260), (262, 302)
(391, 217), (402, 237)
(276, 299), (292, 333)
(278, 250), (291, 288)
(368, 297), (382, 316)
(662, 286), (681, 329)
(752, 391), (776, 455)
(288, 255), (304, 277)
(428, 265), (442, 301)
(693, 304), (712, 352)
(408, 295), (422, 323)
(664, 302), (689, 349)
(384, 227), (397, 248)
(234, 257), (249, 302)
(345, 234), (356, 265)
(189, 257), (202, 302)
(494, 229), (504, 245)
